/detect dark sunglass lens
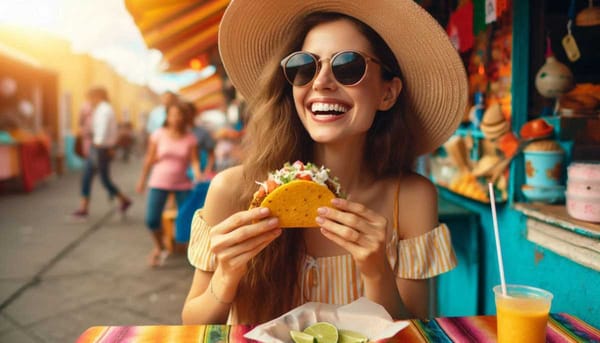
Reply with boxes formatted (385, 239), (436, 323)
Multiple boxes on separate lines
(285, 53), (317, 86)
(332, 52), (366, 85)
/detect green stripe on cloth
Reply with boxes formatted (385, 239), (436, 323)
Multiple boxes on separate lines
(414, 319), (452, 342)
(205, 325), (231, 342)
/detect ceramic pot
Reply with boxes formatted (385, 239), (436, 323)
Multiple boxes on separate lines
(524, 151), (565, 187)
(566, 192), (600, 223)
(535, 56), (574, 98)
(522, 184), (566, 204)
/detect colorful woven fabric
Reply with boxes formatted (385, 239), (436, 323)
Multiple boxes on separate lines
(76, 313), (600, 343)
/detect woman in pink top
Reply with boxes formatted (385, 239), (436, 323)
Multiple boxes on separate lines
(137, 102), (202, 267)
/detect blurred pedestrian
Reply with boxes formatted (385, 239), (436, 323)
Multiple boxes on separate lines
(136, 101), (202, 267)
(74, 101), (93, 159)
(146, 91), (177, 135)
(185, 102), (216, 178)
(71, 87), (132, 221)
(116, 121), (135, 162)
(213, 127), (243, 172)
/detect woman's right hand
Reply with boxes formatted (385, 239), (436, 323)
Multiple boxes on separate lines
(209, 207), (281, 281)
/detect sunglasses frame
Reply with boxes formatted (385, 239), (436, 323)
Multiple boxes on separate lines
(280, 50), (393, 87)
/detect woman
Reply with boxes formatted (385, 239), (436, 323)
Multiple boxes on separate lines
(183, 0), (467, 324)
(137, 102), (202, 267)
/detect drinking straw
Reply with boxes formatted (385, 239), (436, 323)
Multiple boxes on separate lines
(489, 183), (507, 295)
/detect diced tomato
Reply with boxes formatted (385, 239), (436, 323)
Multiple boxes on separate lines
(293, 160), (305, 170)
(266, 180), (278, 193)
(255, 188), (266, 198)
(296, 174), (312, 181)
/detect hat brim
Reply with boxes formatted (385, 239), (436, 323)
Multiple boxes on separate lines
(218, 0), (468, 155)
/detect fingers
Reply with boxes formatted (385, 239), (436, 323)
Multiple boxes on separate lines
(213, 207), (272, 235)
(316, 199), (387, 248)
(227, 237), (275, 268)
(330, 198), (384, 224)
(210, 207), (281, 271)
(316, 214), (361, 243)
(212, 223), (281, 257)
(319, 226), (362, 253)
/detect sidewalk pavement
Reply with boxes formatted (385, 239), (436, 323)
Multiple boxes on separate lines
(0, 157), (194, 343)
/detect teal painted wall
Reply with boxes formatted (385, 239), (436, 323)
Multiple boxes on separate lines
(439, 189), (600, 328)
(481, 206), (600, 328)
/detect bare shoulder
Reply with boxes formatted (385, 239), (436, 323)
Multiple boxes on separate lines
(396, 173), (439, 239)
(202, 165), (246, 226)
(398, 173), (437, 200)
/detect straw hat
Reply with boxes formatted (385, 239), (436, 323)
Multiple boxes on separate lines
(218, 0), (468, 155)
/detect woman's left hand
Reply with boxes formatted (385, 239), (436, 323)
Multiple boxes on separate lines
(316, 198), (389, 280)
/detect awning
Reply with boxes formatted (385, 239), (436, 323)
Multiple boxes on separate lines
(125, 0), (229, 71)
(179, 74), (225, 111)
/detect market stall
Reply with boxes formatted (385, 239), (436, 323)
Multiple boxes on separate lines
(424, 0), (599, 328)
(0, 44), (55, 192)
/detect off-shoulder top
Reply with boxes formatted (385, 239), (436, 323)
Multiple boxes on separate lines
(187, 183), (457, 305)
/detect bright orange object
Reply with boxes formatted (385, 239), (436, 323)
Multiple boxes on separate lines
(520, 119), (554, 140)
(497, 132), (519, 157)
(496, 297), (551, 343)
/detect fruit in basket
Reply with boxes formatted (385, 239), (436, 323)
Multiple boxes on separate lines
(291, 330), (317, 343)
(303, 322), (339, 343)
(449, 173), (489, 202)
(290, 322), (368, 343)
(339, 330), (368, 343)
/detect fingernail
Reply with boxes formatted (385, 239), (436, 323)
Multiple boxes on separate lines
(331, 198), (342, 205)
(268, 218), (279, 226)
(317, 207), (327, 215)
(274, 229), (282, 236)
(259, 207), (269, 215)
(315, 216), (324, 224)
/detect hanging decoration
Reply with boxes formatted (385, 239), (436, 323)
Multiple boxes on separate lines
(446, 0), (475, 52)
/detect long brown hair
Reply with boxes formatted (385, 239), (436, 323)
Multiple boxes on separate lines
(164, 102), (191, 133)
(233, 12), (417, 323)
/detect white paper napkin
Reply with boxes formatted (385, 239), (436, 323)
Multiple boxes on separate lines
(244, 297), (409, 342)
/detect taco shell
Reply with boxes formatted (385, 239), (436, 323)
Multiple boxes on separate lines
(260, 180), (335, 228)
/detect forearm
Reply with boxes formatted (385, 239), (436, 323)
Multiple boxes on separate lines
(182, 268), (242, 324)
(362, 266), (406, 319)
(182, 289), (232, 324)
(138, 160), (153, 184)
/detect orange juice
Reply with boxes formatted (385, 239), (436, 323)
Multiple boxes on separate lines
(494, 285), (553, 343)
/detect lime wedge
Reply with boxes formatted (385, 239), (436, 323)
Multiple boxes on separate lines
(303, 322), (339, 343)
(290, 330), (316, 343)
(339, 329), (368, 343)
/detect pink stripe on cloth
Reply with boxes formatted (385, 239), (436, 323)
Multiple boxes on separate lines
(436, 316), (497, 342)
(549, 313), (600, 343)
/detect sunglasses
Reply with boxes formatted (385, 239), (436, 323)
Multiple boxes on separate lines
(280, 50), (394, 87)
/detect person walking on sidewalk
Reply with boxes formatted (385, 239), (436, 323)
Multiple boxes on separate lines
(71, 87), (132, 220)
(137, 101), (202, 267)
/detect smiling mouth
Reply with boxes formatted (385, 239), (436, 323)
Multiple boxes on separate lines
(310, 102), (350, 116)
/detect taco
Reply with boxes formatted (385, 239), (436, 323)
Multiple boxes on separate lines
(250, 161), (343, 228)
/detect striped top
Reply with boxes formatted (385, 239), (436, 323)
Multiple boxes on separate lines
(188, 187), (457, 306)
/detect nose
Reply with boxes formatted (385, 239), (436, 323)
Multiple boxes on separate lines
(312, 59), (337, 91)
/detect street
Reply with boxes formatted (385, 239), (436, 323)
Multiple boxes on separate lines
(0, 157), (194, 343)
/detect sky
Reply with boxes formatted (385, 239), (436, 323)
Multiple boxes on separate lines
(0, 0), (211, 92)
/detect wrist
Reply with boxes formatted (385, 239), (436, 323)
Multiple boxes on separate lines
(360, 260), (393, 284)
(210, 268), (243, 305)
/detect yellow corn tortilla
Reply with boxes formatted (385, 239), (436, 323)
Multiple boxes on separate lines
(260, 180), (335, 228)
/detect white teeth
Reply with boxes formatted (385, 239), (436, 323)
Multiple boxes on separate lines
(311, 102), (348, 113)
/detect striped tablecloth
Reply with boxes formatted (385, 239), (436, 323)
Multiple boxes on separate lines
(76, 313), (600, 342)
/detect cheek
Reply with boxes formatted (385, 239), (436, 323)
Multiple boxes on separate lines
(292, 89), (307, 114)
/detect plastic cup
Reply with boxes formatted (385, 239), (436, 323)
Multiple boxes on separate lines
(494, 285), (553, 343)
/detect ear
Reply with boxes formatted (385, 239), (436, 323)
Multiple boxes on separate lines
(378, 77), (403, 111)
